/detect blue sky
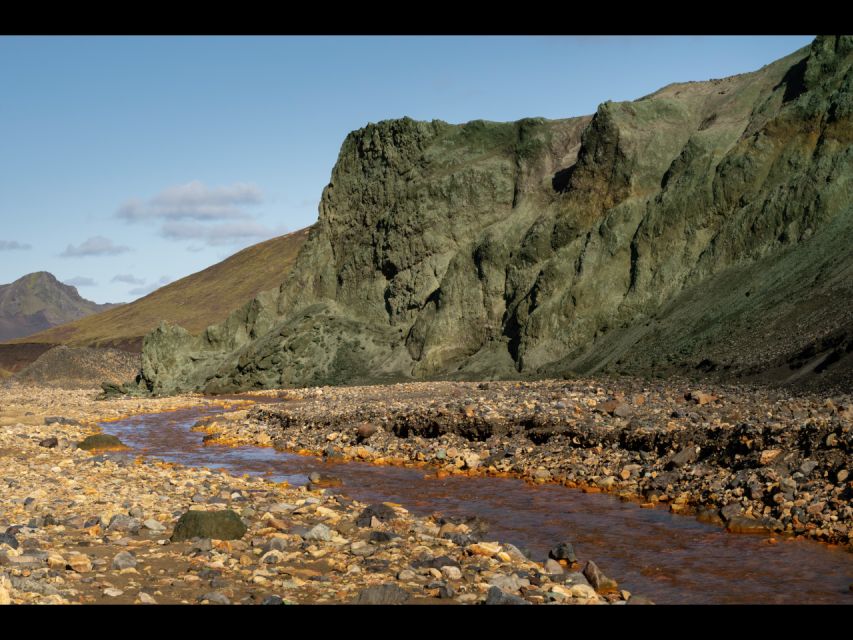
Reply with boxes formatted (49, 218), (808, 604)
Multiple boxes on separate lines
(0, 35), (815, 303)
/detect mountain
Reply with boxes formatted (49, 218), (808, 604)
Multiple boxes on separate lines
(129, 36), (853, 395)
(0, 272), (119, 343)
(2, 228), (310, 362)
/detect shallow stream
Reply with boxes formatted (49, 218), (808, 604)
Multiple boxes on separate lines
(101, 401), (853, 604)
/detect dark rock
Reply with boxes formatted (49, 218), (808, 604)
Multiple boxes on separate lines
(665, 445), (699, 470)
(38, 437), (58, 448)
(77, 434), (127, 451)
(626, 595), (655, 605)
(354, 583), (410, 605)
(369, 531), (399, 543)
(107, 515), (142, 534)
(0, 531), (19, 549)
(170, 510), (247, 542)
(355, 503), (397, 527)
(548, 542), (577, 563)
(262, 595), (284, 605)
(583, 560), (618, 593)
(484, 586), (530, 605)
(412, 555), (460, 570)
(44, 416), (80, 426)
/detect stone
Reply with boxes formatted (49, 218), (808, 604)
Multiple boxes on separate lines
(441, 565), (462, 581)
(760, 449), (782, 465)
(108, 515), (142, 534)
(583, 560), (618, 593)
(687, 392), (717, 406)
(65, 552), (92, 573)
(0, 585), (10, 605)
(111, 551), (137, 570)
(303, 524), (332, 542)
(548, 542), (576, 563)
(170, 509), (247, 542)
(354, 583), (410, 605)
(356, 422), (379, 441)
(44, 416), (80, 426)
(38, 437), (58, 448)
(489, 574), (530, 593)
(570, 583), (598, 599)
(799, 460), (818, 475)
(350, 541), (376, 557)
(725, 515), (773, 534)
(666, 446), (699, 470)
(484, 586), (530, 605)
(103, 588), (124, 597)
(544, 558), (564, 575)
(467, 542), (501, 557)
(397, 569), (416, 581)
(262, 595), (284, 605)
(138, 592), (157, 604)
(199, 592), (230, 605)
(0, 532), (18, 550)
(142, 518), (166, 532)
(355, 503), (397, 527)
(77, 434), (127, 451)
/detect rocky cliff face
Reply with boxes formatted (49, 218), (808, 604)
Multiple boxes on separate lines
(136, 36), (853, 395)
(0, 272), (119, 342)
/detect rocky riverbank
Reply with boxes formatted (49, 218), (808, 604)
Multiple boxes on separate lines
(194, 379), (853, 547)
(0, 384), (636, 605)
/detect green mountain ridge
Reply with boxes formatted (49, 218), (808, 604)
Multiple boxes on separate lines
(129, 36), (853, 395)
(0, 272), (120, 342)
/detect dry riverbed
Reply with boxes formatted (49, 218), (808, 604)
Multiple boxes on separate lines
(0, 383), (631, 605)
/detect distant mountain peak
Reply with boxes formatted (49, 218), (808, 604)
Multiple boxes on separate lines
(0, 271), (120, 342)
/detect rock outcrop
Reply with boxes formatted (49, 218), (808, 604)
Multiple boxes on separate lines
(134, 36), (853, 395)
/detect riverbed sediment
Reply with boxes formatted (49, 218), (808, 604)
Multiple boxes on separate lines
(0, 383), (630, 605)
(195, 379), (852, 547)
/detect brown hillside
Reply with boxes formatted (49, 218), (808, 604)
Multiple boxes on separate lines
(4, 227), (310, 357)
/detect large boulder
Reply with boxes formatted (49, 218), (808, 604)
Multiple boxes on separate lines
(77, 434), (128, 452)
(170, 509), (247, 542)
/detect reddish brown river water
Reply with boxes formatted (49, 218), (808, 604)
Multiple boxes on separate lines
(101, 402), (853, 605)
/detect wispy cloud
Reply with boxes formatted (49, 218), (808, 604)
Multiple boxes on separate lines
(63, 276), (97, 287)
(0, 240), (32, 251)
(117, 181), (262, 223)
(129, 275), (171, 297)
(61, 236), (130, 258)
(159, 221), (288, 247)
(111, 274), (145, 285)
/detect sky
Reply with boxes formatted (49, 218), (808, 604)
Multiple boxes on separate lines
(0, 35), (815, 303)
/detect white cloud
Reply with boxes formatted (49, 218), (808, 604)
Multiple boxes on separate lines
(60, 236), (130, 257)
(0, 240), (32, 251)
(159, 221), (289, 247)
(63, 276), (97, 287)
(129, 275), (171, 297)
(111, 274), (146, 285)
(117, 180), (262, 223)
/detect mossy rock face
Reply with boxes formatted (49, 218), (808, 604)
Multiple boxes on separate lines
(77, 434), (128, 451)
(137, 37), (853, 394)
(170, 509), (247, 542)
